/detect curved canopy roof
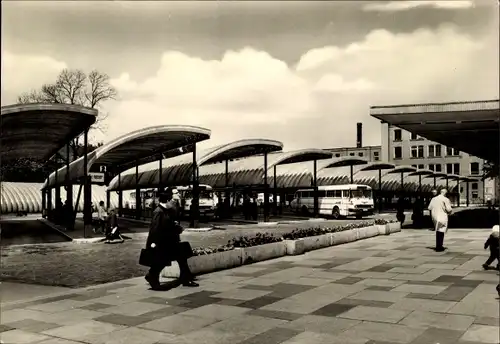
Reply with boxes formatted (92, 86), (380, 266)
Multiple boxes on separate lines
(1, 103), (97, 163)
(320, 156), (369, 169)
(442, 173), (461, 181)
(460, 176), (480, 182)
(385, 165), (417, 175)
(316, 165), (451, 192)
(358, 162), (396, 172)
(371, 100), (500, 164)
(107, 139), (285, 191)
(44, 125), (211, 189)
(427, 172), (448, 179)
(409, 169), (434, 176)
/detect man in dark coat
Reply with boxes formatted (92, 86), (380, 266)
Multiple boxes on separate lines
(144, 187), (198, 290)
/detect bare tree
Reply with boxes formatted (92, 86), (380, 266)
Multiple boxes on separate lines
(16, 68), (117, 160)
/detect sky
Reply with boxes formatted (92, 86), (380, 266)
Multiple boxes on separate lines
(2, 0), (499, 151)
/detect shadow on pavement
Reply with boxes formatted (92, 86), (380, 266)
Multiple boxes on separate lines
(406, 208), (499, 229)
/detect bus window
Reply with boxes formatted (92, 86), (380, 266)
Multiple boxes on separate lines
(317, 190), (326, 197)
(342, 190), (349, 198)
(295, 192), (301, 199)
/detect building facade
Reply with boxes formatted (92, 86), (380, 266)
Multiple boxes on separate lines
(326, 145), (382, 162)
(380, 122), (489, 203)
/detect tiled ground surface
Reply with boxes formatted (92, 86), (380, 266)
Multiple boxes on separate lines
(1, 228), (499, 344)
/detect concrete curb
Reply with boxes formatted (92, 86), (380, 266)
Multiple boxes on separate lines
(162, 222), (401, 278)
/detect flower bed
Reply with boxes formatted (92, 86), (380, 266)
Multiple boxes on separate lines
(190, 219), (396, 256)
(162, 219), (400, 278)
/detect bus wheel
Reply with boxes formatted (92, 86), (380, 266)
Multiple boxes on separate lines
(332, 206), (340, 219)
(301, 206), (309, 216)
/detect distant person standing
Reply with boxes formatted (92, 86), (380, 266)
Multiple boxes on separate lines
(428, 189), (438, 231)
(94, 201), (107, 234)
(428, 189), (453, 252)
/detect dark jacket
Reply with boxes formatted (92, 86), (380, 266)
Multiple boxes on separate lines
(484, 234), (500, 254)
(146, 202), (182, 250)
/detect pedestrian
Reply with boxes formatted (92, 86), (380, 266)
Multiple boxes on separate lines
(94, 201), (107, 234)
(396, 193), (406, 225)
(428, 189), (453, 252)
(482, 225), (499, 270)
(428, 189), (438, 231)
(105, 208), (125, 243)
(143, 187), (198, 290)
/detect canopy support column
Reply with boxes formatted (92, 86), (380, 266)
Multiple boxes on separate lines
(135, 161), (141, 220)
(378, 169), (382, 213)
(225, 159), (230, 218)
(466, 180), (470, 207)
(350, 165), (354, 184)
(190, 144), (199, 228)
(106, 190), (111, 210)
(433, 176), (436, 189)
(66, 143), (72, 214)
(158, 154), (163, 196)
(445, 177), (449, 190)
(42, 189), (47, 217)
(55, 166), (60, 206)
(83, 129), (91, 238)
(456, 180), (460, 207)
(47, 188), (53, 213)
(400, 172), (404, 193)
(313, 159), (318, 217)
(482, 179), (485, 205)
(273, 165), (278, 216)
(263, 152), (269, 222)
(118, 173), (123, 217)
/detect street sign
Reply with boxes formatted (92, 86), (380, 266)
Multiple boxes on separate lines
(89, 172), (105, 184)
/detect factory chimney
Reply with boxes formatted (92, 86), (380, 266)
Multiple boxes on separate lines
(356, 122), (363, 148)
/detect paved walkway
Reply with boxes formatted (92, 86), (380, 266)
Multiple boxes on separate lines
(1, 228), (499, 344)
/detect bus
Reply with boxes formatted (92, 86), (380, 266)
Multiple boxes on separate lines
(290, 184), (374, 219)
(137, 185), (216, 220)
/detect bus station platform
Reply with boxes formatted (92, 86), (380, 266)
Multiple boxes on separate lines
(1, 227), (499, 344)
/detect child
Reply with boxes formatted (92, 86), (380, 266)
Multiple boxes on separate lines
(105, 208), (125, 244)
(482, 225), (499, 270)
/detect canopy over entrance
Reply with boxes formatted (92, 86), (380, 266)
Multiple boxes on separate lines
(409, 169), (434, 177)
(371, 100), (500, 163)
(1, 103), (97, 163)
(44, 125), (211, 189)
(108, 139), (284, 191)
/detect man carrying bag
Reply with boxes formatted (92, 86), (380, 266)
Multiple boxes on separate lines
(140, 187), (198, 290)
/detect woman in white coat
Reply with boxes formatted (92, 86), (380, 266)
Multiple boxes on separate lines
(428, 189), (453, 252)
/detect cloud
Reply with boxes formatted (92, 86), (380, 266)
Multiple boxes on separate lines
(2, 23), (497, 152)
(363, 1), (475, 12)
(1, 51), (67, 103)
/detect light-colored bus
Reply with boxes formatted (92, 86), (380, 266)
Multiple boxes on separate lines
(176, 184), (216, 219)
(290, 184), (374, 219)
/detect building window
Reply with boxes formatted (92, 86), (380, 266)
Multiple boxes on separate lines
(374, 156), (380, 161)
(410, 132), (418, 140)
(472, 182), (478, 190)
(411, 145), (424, 158)
(418, 164), (424, 169)
(335, 153), (340, 157)
(435, 164), (442, 172)
(428, 144), (442, 157)
(358, 152), (364, 157)
(472, 191), (478, 199)
(349, 152), (355, 156)
(454, 163), (460, 175)
(446, 163), (453, 174)
(470, 162), (480, 175)
(394, 147), (402, 159)
(394, 129), (402, 141)
(429, 164), (435, 171)
(412, 165), (417, 168)
(446, 147), (460, 156)
(460, 187), (463, 193)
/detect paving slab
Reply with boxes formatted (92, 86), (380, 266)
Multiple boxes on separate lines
(1, 227), (499, 344)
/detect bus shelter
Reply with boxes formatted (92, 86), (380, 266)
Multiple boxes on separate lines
(354, 163), (396, 212)
(1, 103), (97, 218)
(107, 139), (283, 225)
(43, 125), (211, 234)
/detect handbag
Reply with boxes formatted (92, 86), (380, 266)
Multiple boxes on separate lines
(139, 248), (154, 267)
(176, 241), (194, 260)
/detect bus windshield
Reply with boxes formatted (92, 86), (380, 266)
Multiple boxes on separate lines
(350, 188), (372, 198)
